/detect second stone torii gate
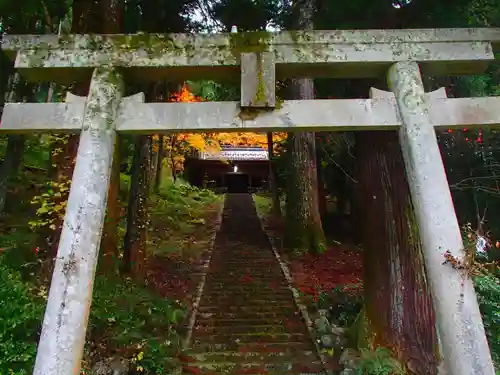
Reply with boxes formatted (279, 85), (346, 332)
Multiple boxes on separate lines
(1, 29), (499, 375)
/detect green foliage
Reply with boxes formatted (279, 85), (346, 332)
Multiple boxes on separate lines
(88, 276), (186, 374)
(356, 347), (404, 375)
(474, 274), (500, 367)
(153, 179), (219, 230)
(28, 178), (70, 231)
(146, 178), (221, 257)
(0, 263), (44, 375)
(252, 193), (273, 217)
(0, 228), (40, 276)
(187, 80), (239, 101)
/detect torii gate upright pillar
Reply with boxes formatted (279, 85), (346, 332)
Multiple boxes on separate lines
(388, 61), (495, 375)
(32, 66), (124, 375)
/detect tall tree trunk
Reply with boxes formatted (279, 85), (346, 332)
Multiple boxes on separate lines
(356, 131), (439, 374)
(170, 135), (178, 183)
(283, 0), (326, 254)
(285, 129), (326, 254)
(154, 136), (165, 192)
(0, 75), (31, 215)
(0, 135), (25, 215)
(122, 135), (152, 279)
(267, 132), (281, 216)
(315, 134), (327, 218)
(99, 136), (122, 273)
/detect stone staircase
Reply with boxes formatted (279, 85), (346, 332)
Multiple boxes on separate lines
(181, 194), (324, 374)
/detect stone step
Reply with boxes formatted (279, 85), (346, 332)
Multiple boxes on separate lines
(199, 295), (293, 304)
(191, 333), (310, 344)
(203, 286), (293, 298)
(204, 283), (290, 290)
(194, 317), (301, 326)
(181, 360), (324, 373)
(197, 304), (296, 312)
(199, 296), (294, 303)
(210, 260), (281, 265)
(189, 341), (315, 353)
(197, 305), (296, 313)
(182, 350), (317, 363)
(209, 262), (279, 267)
(209, 259), (278, 265)
(206, 277), (286, 284)
(201, 291), (292, 298)
(207, 269), (283, 275)
(193, 324), (309, 335)
(211, 254), (277, 259)
(195, 311), (302, 320)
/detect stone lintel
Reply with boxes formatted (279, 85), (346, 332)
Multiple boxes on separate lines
(241, 52), (276, 108)
(0, 93), (85, 133)
(3, 95), (500, 134)
(115, 99), (400, 133)
(1, 29), (496, 82)
(4, 28), (500, 52)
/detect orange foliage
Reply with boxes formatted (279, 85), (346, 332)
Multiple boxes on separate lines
(157, 83), (286, 173)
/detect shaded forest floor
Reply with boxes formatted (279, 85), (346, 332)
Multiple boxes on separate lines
(253, 193), (364, 306)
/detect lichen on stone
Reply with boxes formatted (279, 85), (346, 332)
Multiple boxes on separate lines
(254, 53), (266, 105)
(229, 31), (273, 57)
(82, 66), (124, 132)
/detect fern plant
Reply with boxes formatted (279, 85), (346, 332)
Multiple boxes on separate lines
(356, 347), (404, 375)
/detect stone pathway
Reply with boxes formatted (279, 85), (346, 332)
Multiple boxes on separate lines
(181, 194), (324, 374)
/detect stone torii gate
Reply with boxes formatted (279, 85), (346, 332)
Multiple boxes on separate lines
(1, 28), (500, 375)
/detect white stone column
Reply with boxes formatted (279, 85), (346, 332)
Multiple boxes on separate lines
(33, 66), (124, 375)
(388, 61), (495, 375)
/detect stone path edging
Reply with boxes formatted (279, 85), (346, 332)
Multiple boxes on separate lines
(182, 195), (226, 350)
(253, 197), (332, 375)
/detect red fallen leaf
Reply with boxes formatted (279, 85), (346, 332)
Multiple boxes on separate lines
(238, 368), (269, 374)
(240, 275), (254, 283)
(183, 366), (203, 374)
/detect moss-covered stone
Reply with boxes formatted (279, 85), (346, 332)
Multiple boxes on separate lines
(254, 54), (266, 104)
(229, 31), (273, 57)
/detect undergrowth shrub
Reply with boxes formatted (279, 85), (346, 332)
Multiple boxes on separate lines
(88, 276), (186, 374)
(151, 180), (219, 232)
(0, 263), (44, 375)
(317, 283), (363, 327)
(474, 274), (500, 367)
(357, 347), (404, 375)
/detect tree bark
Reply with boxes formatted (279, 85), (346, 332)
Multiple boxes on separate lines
(267, 132), (281, 216)
(283, 0), (326, 254)
(315, 134), (327, 218)
(153, 135), (164, 192)
(122, 135), (151, 279)
(170, 135), (178, 183)
(99, 136), (122, 273)
(0, 75), (34, 215)
(0, 135), (25, 215)
(356, 131), (439, 374)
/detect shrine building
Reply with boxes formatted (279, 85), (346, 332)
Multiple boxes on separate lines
(184, 145), (270, 193)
